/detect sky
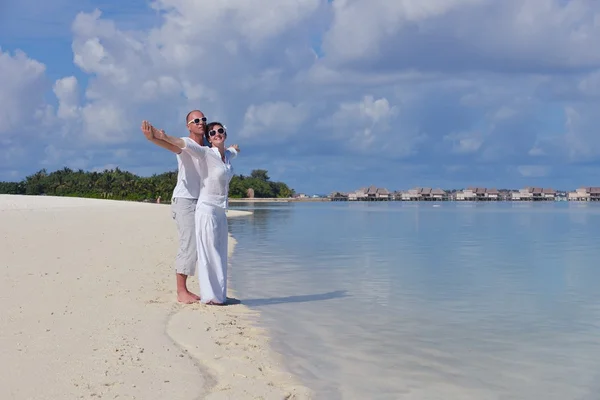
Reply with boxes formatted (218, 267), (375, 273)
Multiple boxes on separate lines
(1, 0), (600, 194)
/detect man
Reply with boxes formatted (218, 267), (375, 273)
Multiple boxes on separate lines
(140, 110), (209, 303)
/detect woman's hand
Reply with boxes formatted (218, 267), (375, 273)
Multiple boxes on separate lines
(230, 144), (240, 152)
(155, 128), (167, 141)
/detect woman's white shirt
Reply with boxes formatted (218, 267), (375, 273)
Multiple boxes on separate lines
(181, 137), (237, 209)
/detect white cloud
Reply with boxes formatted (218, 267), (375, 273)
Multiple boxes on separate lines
(444, 131), (483, 154)
(323, 0), (484, 63)
(492, 106), (518, 121)
(564, 105), (600, 161)
(92, 163), (119, 172)
(322, 0), (600, 73)
(80, 102), (129, 144)
(54, 76), (80, 120)
(3, 0), (600, 190)
(0, 47), (52, 179)
(517, 165), (551, 178)
(319, 95), (404, 149)
(150, 0), (322, 49)
(44, 2), (326, 148)
(577, 71), (600, 98)
(0, 143), (26, 167)
(528, 146), (546, 157)
(0, 48), (47, 135)
(41, 145), (66, 166)
(240, 101), (310, 140)
(303, 66), (437, 89)
(325, 95), (397, 127)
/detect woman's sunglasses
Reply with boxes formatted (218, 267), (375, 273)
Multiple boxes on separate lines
(187, 117), (207, 125)
(208, 128), (226, 137)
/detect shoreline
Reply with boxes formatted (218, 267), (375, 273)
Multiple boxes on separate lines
(228, 198), (329, 203)
(165, 230), (312, 399)
(0, 195), (311, 399)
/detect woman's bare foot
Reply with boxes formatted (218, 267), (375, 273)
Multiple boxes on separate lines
(206, 300), (225, 306)
(190, 292), (201, 300)
(177, 291), (200, 304)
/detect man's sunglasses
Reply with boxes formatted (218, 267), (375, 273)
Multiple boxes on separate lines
(187, 117), (207, 125)
(208, 128), (226, 136)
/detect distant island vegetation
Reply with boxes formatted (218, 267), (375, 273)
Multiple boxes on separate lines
(0, 167), (294, 201)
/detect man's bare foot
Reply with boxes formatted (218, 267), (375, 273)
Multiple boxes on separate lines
(177, 291), (199, 304)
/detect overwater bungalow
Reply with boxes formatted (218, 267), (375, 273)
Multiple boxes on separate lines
(366, 186), (391, 201)
(431, 188), (449, 201)
(400, 188), (419, 201)
(416, 188), (431, 200)
(486, 188), (500, 200)
(454, 187), (499, 201)
(542, 188), (557, 200)
(567, 187), (600, 201)
(399, 187), (448, 201)
(455, 188), (476, 201)
(329, 191), (349, 201)
(511, 187), (556, 201)
(347, 186), (391, 201)
(340, 185), (599, 202)
(348, 188), (368, 201)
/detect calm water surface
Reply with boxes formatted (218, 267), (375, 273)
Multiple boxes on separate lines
(227, 201), (600, 400)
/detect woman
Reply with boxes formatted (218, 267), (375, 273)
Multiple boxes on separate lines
(155, 122), (240, 305)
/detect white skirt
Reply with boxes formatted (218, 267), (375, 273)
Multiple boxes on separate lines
(195, 204), (228, 304)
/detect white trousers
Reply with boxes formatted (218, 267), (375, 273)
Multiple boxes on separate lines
(195, 204), (228, 304)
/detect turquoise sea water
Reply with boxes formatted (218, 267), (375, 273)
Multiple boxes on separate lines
(227, 201), (600, 400)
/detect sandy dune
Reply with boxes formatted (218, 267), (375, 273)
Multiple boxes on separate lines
(0, 195), (312, 400)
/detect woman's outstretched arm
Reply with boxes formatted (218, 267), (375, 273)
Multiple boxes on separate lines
(144, 121), (187, 149)
(226, 144), (240, 159)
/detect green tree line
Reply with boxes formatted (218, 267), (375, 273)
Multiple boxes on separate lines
(0, 167), (294, 201)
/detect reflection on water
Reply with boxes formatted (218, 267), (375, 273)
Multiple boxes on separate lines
(228, 203), (293, 242)
(228, 202), (600, 400)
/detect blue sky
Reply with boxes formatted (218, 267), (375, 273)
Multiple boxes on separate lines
(1, 0), (600, 194)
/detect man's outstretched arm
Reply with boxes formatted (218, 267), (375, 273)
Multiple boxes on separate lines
(144, 121), (209, 161)
(141, 121), (182, 154)
(143, 121), (186, 149)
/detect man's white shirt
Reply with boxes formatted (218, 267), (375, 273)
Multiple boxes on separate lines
(171, 147), (202, 200)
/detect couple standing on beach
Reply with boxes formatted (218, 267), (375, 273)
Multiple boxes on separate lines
(140, 110), (240, 305)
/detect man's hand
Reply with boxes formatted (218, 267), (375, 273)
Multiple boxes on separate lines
(230, 144), (240, 152)
(141, 120), (154, 140)
(141, 120), (183, 154)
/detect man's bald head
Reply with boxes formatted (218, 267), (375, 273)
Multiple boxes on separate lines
(186, 109), (204, 124)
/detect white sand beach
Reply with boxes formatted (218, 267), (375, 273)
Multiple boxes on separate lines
(0, 195), (312, 400)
